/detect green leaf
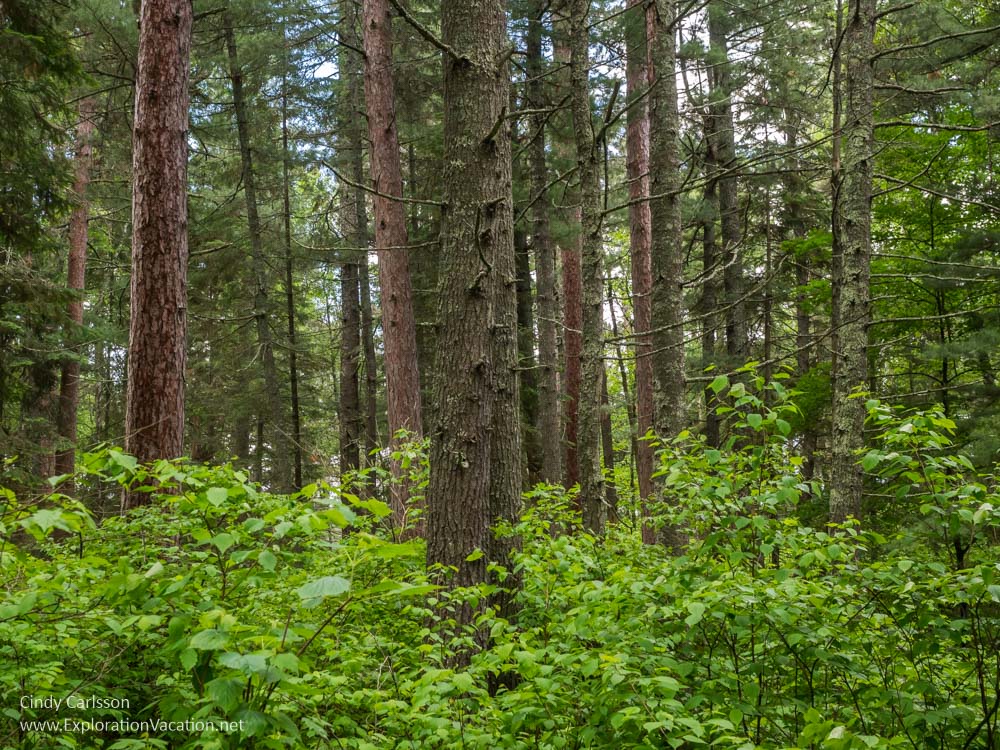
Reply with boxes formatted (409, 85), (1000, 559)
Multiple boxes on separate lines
(258, 549), (277, 572)
(297, 575), (350, 605)
(180, 649), (198, 671)
(746, 413), (763, 429)
(205, 677), (242, 712)
(861, 451), (881, 472)
(709, 375), (729, 394)
(684, 602), (706, 626)
(206, 487), (228, 506)
(465, 549), (484, 562)
(210, 533), (235, 554)
(190, 629), (229, 651)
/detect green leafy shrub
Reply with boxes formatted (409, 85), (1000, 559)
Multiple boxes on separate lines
(2, 400), (999, 748)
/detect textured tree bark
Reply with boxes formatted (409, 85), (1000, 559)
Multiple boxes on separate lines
(569, 0), (606, 534)
(648, 0), (687, 549)
(223, 12), (289, 492)
(707, 1), (747, 363)
(526, 0), (562, 485)
(625, 0), (657, 542)
(55, 97), (96, 481)
(427, 0), (521, 622)
(830, 0), (875, 525)
(123, 0), (192, 506)
(362, 0), (424, 529)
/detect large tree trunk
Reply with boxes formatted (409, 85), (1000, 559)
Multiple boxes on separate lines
(648, 0), (686, 548)
(124, 0), (192, 506)
(223, 12), (289, 492)
(362, 0), (424, 530)
(569, 0), (606, 533)
(55, 97), (97, 481)
(625, 0), (656, 541)
(707, 1), (747, 363)
(830, 0), (875, 525)
(526, 0), (561, 485)
(428, 0), (521, 620)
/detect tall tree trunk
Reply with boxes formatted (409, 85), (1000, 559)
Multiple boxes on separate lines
(707, 1), (747, 363)
(830, 0), (875, 525)
(625, 0), (657, 542)
(223, 12), (289, 491)
(515, 226), (541, 483)
(360, 257), (380, 463)
(428, 0), (521, 621)
(552, 18), (582, 492)
(700, 109), (721, 448)
(362, 0), (424, 529)
(55, 97), (97, 481)
(527, 0), (562, 485)
(281, 37), (303, 491)
(124, 0), (192, 506)
(569, 0), (606, 533)
(339, 191), (363, 476)
(648, 0), (686, 548)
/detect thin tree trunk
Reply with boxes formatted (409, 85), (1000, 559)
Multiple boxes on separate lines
(223, 12), (289, 491)
(707, 1), (747, 363)
(428, 0), (522, 623)
(569, 0), (606, 533)
(648, 0), (686, 548)
(625, 0), (657, 542)
(362, 0), (424, 530)
(527, 0), (562, 485)
(830, 0), (875, 525)
(123, 0), (192, 507)
(339, 190), (363, 476)
(552, 18), (582, 493)
(600, 367), (618, 520)
(359, 254), (379, 463)
(281, 37), (303, 491)
(701, 111), (721, 448)
(515, 226), (541, 483)
(55, 97), (97, 481)
(607, 283), (638, 503)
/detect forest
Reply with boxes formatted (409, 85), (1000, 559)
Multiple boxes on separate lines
(2, 0), (1000, 746)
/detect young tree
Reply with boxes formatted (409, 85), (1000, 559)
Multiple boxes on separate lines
(123, 0), (192, 505)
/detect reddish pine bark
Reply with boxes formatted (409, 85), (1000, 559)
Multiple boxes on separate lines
(123, 0), (192, 506)
(362, 0), (424, 531)
(55, 97), (96, 481)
